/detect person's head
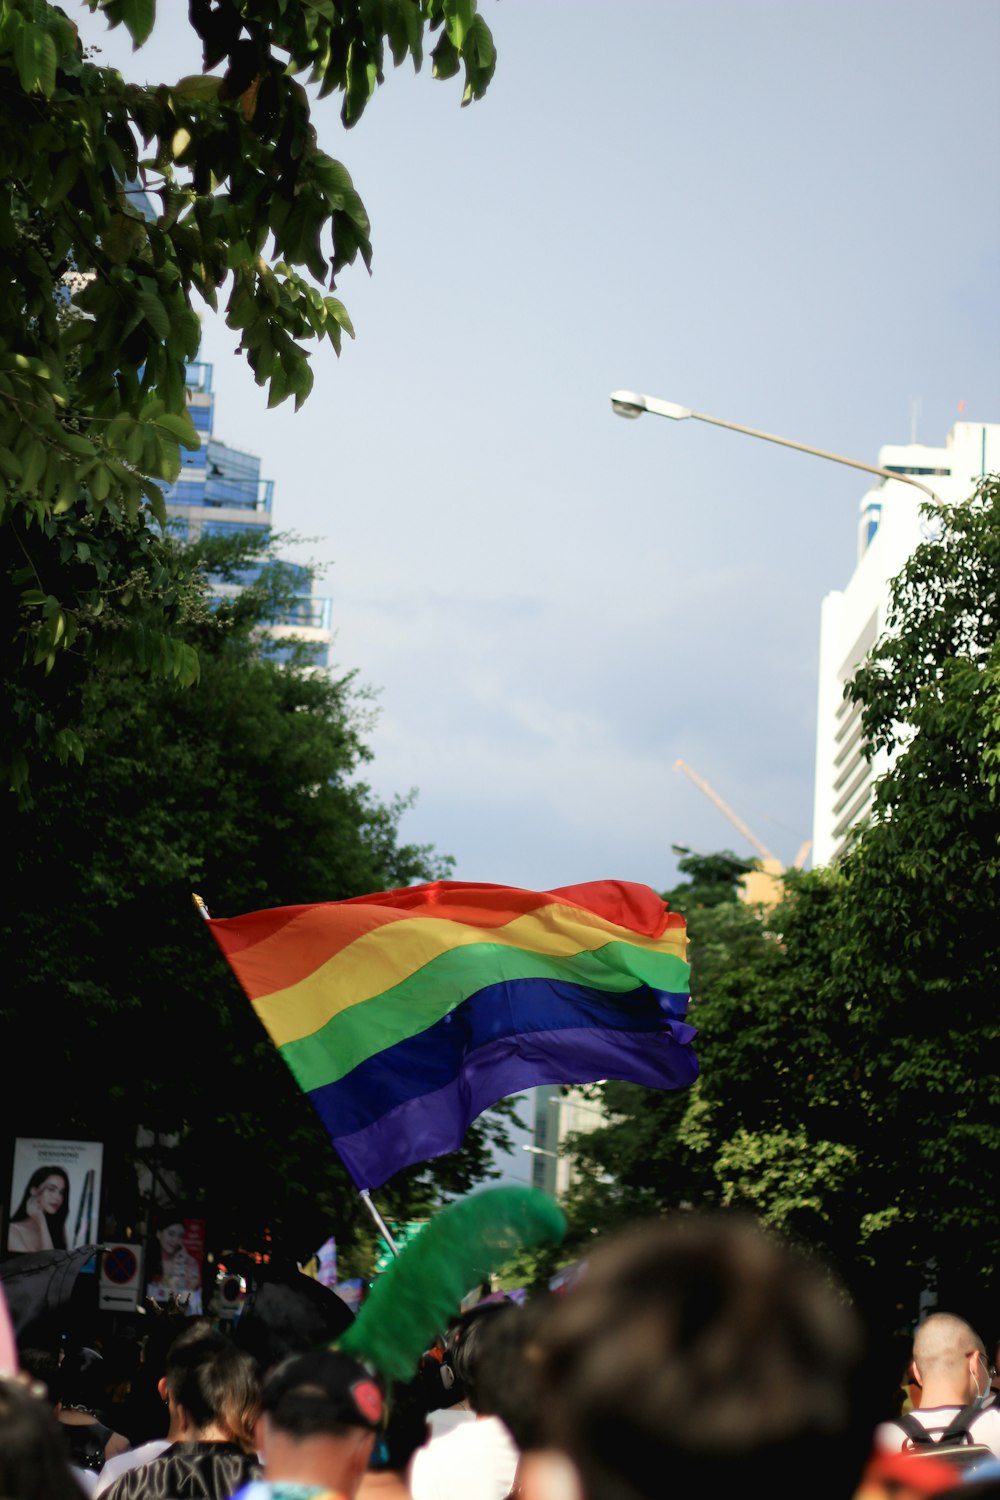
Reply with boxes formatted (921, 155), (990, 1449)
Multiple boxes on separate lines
(257, 1349), (385, 1497)
(56, 1345), (109, 1418)
(472, 1295), (555, 1450)
(15, 1349), (61, 1410)
(520, 1211), (869, 1500)
(161, 1322), (261, 1451)
(442, 1300), (517, 1413)
(911, 1313), (993, 1407)
(0, 1372), (91, 1500)
(11, 1167), (70, 1247)
(231, 1257), (355, 1376)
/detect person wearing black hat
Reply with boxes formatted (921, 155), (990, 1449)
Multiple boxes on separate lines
(52, 1344), (131, 1484)
(231, 1259), (355, 1379)
(232, 1349), (385, 1500)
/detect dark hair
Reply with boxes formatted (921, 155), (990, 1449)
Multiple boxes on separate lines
(261, 1350), (384, 1440)
(443, 1301), (515, 1413)
(56, 1345), (110, 1418)
(109, 1307), (190, 1446)
(15, 1349), (61, 1408)
(9, 1167), (71, 1250)
(472, 1296), (555, 1448)
(164, 1325), (261, 1452)
(0, 1374), (89, 1500)
(530, 1212), (870, 1500)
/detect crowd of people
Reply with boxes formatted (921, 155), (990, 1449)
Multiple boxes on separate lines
(2, 1210), (1000, 1500)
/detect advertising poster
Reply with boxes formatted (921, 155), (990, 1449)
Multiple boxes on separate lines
(146, 1216), (205, 1315)
(5, 1137), (104, 1256)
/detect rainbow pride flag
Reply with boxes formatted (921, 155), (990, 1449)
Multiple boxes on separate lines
(205, 879), (696, 1190)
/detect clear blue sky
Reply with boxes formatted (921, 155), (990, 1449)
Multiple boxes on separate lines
(79, 1), (1000, 1185)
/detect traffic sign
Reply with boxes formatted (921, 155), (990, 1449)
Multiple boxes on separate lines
(99, 1242), (143, 1311)
(212, 1268), (247, 1319)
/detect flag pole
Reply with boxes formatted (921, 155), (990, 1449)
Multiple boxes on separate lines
(359, 1190), (399, 1257)
(193, 892), (400, 1260)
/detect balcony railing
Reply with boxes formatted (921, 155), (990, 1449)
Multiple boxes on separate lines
(163, 476), (274, 513)
(273, 595), (333, 631)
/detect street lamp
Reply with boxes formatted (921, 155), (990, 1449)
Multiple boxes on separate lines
(609, 389), (943, 506)
(522, 1144), (559, 1158)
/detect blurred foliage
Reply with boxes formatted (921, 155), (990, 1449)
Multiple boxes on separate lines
(1, 527), (518, 1268)
(556, 481), (1000, 1336)
(0, 0), (495, 791)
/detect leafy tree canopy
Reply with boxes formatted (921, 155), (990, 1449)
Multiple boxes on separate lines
(2, 528), (520, 1268)
(557, 479), (1000, 1331)
(835, 475), (1000, 1319)
(548, 854), (761, 1261)
(0, 0), (495, 791)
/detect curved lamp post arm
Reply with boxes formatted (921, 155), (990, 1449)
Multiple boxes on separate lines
(609, 390), (943, 507)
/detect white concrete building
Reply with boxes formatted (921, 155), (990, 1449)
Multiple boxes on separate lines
(812, 421), (999, 867)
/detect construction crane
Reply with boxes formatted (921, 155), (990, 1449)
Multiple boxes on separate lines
(673, 760), (811, 880)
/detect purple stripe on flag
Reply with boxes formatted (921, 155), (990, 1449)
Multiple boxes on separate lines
(320, 1021), (698, 1191)
(306, 979), (692, 1136)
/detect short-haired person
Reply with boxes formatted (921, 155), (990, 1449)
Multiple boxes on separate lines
(6, 1166), (71, 1253)
(409, 1301), (521, 1500)
(519, 1211), (872, 1500)
(94, 1321), (206, 1496)
(873, 1312), (1000, 1458)
(469, 1294), (557, 1499)
(231, 1349), (385, 1500)
(101, 1325), (262, 1500)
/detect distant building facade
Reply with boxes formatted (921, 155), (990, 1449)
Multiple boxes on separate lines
(812, 421), (999, 866)
(163, 361), (332, 667)
(528, 1085), (607, 1200)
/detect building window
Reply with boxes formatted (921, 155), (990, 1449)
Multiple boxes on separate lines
(883, 465), (951, 477)
(864, 503), (881, 546)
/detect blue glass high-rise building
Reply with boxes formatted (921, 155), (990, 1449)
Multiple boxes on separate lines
(162, 361), (332, 667)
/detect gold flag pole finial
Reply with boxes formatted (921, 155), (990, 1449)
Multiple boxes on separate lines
(192, 893), (211, 921)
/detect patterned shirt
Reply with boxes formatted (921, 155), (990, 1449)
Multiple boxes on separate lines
(101, 1440), (263, 1500)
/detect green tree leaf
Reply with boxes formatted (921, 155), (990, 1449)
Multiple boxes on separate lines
(0, 0), (496, 790)
(558, 478), (1000, 1329)
(2, 528), (467, 1264)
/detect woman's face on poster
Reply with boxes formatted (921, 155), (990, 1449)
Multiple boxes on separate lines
(158, 1222), (186, 1258)
(33, 1174), (67, 1215)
